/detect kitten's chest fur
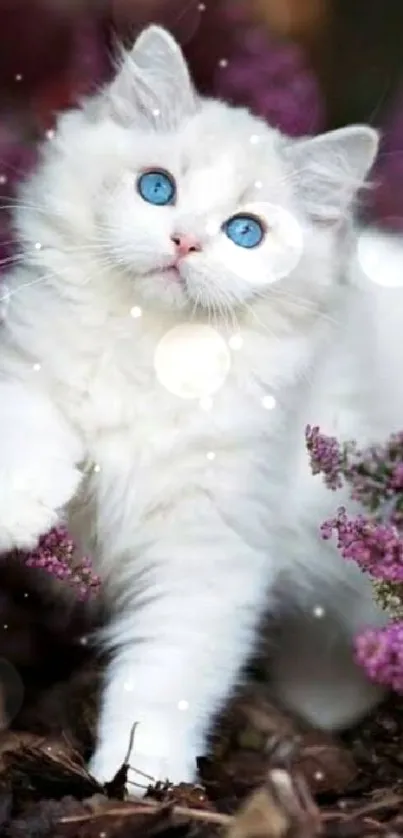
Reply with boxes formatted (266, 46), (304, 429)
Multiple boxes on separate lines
(43, 305), (293, 453)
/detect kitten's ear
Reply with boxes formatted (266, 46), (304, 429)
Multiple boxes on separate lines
(103, 25), (198, 128)
(284, 126), (379, 223)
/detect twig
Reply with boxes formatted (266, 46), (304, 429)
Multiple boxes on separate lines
(322, 793), (403, 821)
(58, 801), (233, 827)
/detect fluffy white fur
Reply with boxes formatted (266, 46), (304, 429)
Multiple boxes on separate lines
(0, 25), (401, 790)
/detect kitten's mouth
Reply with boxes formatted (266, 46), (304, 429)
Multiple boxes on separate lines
(161, 265), (183, 283)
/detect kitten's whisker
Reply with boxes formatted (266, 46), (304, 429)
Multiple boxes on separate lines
(267, 287), (339, 326)
(0, 253), (25, 268)
(4, 254), (121, 301)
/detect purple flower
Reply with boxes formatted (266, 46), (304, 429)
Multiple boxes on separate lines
(355, 622), (403, 693)
(22, 526), (100, 599)
(305, 425), (344, 490)
(306, 423), (403, 692)
(321, 507), (403, 583)
(306, 425), (403, 514)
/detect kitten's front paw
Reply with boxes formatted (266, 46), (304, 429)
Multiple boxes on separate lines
(0, 464), (81, 553)
(89, 737), (197, 796)
(0, 492), (59, 553)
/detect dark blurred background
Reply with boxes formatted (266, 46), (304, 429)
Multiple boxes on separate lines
(1, 0), (403, 268)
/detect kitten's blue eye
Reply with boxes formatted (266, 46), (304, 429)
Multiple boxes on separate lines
(223, 214), (265, 248)
(137, 169), (176, 206)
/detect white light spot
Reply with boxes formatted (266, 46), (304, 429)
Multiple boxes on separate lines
(200, 396), (213, 411)
(24, 593), (29, 598)
(178, 699), (189, 711)
(250, 134), (261, 145)
(0, 175), (7, 185)
(313, 605), (325, 618)
(32, 363), (41, 372)
(314, 771), (324, 781)
(228, 334), (243, 351)
(79, 636), (88, 646)
(206, 451), (216, 461)
(15, 74), (23, 82)
(46, 129), (55, 140)
(218, 58), (228, 68)
(123, 680), (134, 692)
(205, 219), (221, 237)
(154, 324), (231, 399)
(262, 394), (276, 410)
(357, 230), (403, 287)
(152, 108), (161, 117)
(3, 625), (8, 630)
(34, 242), (42, 251)
(130, 305), (142, 318)
(198, 2), (206, 10)
(254, 180), (263, 190)
(93, 464), (101, 473)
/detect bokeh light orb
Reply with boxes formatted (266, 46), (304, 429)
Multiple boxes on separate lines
(154, 324), (231, 399)
(357, 229), (403, 288)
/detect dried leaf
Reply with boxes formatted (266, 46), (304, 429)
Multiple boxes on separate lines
(226, 770), (321, 838)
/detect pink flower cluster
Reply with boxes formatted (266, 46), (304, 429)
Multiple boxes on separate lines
(321, 508), (403, 582)
(21, 526), (100, 599)
(306, 424), (403, 693)
(355, 623), (403, 694)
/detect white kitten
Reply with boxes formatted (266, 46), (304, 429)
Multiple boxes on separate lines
(0, 25), (399, 791)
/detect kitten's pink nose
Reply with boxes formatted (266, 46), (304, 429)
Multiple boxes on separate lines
(171, 233), (201, 258)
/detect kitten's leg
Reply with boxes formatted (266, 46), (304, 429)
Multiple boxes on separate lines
(0, 380), (84, 551)
(269, 569), (387, 730)
(88, 533), (269, 789)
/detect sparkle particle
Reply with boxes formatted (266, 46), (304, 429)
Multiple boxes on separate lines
(250, 135), (261, 145)
(46, 129), (55, 140)
(312, 605), (325, 618)
(130, 306), (142, 318)
(93, 464), (101, 473)
(178, 699), (189, 710)
(0, 175), (7, 185)
(15, 74), (23, 82)
(206, 451), (216, 461)
(34, 242), (42, 251)
(218, 59), (228, 68)
(262, 395), (276, 410)
(198, 2), (206, 10)
(32, 363), (41, 372)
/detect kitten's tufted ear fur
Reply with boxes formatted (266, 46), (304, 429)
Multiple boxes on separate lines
(102, 25), (198, 129)
(284, 126), (379, 224)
